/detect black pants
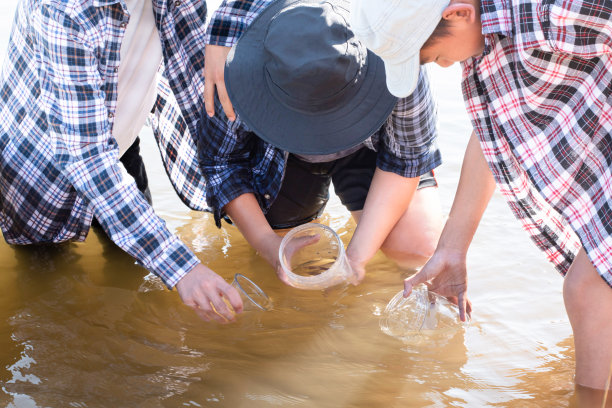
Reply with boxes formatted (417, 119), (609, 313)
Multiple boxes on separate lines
(265, 148), (437, 229)
(120, 137), (152, 205)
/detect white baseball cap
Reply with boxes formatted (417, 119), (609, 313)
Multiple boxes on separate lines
(350, 0), (450, 97)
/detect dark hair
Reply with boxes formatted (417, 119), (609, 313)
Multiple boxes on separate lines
(422, 18), (452, 49)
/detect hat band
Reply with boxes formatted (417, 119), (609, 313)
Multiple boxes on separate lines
(264, 63), (367, 115)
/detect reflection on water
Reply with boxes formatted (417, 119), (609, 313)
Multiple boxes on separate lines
(1, 1), (610, 404)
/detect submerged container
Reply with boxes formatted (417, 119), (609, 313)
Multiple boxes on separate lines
(278, 223), (352, 290)
(380, 284), (467, 341)
(232, 273), (273, 311)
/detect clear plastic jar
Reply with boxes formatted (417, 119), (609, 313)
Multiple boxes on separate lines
(232, 273), (273, 311)
(278, 223), (351, 290)
(380, 284), (468, 341)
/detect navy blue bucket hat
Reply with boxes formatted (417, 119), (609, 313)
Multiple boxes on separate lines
(224, 0), (398, 155)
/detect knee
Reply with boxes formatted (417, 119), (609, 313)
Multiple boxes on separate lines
(562, 250), (600, 313)
(379, 232), (438, 269)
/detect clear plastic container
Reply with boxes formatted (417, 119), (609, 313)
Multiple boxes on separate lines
(278, 223), (351, 290)
(232, 273), (273, 311)
(380, 284), (467, 341)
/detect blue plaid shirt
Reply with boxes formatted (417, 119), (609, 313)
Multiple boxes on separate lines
(200, 0), (440, 226)
(0, 0), (213, 288)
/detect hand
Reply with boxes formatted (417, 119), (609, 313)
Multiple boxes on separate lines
(204, 44), (236, 121)
(345, 252), (366, 285)
(274, 232), (322, 286)
(175, 263), (243, 323)
(345, 245), (368, 285)
(403, 248), (472, 322)
(257, 231), (323, 286)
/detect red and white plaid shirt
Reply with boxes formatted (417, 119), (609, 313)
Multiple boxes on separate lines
(462, 0), (611, 286)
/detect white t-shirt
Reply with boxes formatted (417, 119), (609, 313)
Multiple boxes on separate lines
(113, 0), (163, 157)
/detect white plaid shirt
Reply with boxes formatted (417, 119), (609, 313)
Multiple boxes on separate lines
(462, 0), (611, 285)
(0, 0), (212, 288)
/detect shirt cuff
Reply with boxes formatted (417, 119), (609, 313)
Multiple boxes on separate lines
(148, 237), (200, 289)
(376, 144), (442, 178)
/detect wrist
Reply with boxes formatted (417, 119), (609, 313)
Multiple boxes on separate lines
(345, 243), (371, 266)
(255, 231), (283, 266)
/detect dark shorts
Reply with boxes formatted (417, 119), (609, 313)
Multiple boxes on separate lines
(265, 147), (437, 229)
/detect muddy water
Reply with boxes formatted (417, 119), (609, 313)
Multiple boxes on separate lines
(1, 1), (608, 407)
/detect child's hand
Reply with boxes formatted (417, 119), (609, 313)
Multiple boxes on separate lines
(271, 233), (321, 286)
(204, 44), (236, 121)
(345, 250), (367, 285)
(176, 263), (243, 323)
(403, 248), (471, 322)
(255, 233), (290, 285)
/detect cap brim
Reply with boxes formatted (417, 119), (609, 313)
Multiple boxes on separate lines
(384, 55), (421, 98)
(224, 0), (398, 155)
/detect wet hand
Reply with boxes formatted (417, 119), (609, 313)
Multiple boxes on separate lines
(263, 232), (321, 286)
(403, 248), (471, 322)
(345, 249), (366, 285)
(176, 263), (243, 323)
(204, 44), (236, 121)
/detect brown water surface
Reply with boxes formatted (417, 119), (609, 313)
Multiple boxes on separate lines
(1, 2), (610, 405)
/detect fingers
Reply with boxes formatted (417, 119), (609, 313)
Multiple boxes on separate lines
(464, 296), (473, 320)
(286, 234), (320, 259)
(204, 77), (216, 118)
(185, 301), (229, 324)
(222, 284), (244, 314)
(457, 291), (469, 322)
(204, 81), (235, 121)
(276, 267), (291, 286)
(203, 44), (235, 121)
(403, 268), (430, 297)
(216, 82), (236, 121)
(176, 265), (241, 323)
(208, 291), (237, 323)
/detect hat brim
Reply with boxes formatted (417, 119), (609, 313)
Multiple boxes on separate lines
(384, 54), (421, 98)
(224, 0), (398, 155)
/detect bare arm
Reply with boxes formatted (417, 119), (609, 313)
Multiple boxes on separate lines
(224, 193), (291, 284)
(346, 168), (420, 283)
(404, 132), (496, 320)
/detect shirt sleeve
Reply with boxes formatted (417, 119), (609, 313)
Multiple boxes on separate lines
(40, 5), (199, 288)
(205, 0), (276, 46)
(376, 68), (442, 178)
(197, 108), (259, 227)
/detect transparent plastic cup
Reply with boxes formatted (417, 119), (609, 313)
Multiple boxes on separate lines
(278, 223), (351, 290)
(231, 273), (273, 311)
(380, 285), (467, 341)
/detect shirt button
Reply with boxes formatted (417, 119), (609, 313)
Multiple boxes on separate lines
(113, 67), (118, 73)
(264, 194), (271, 200)
(174, 0), (181, 6)
(120, 22), (128, 28)
(108, 112), (114, 119)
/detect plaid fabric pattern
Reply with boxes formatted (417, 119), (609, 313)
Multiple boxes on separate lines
(201, 0), (440, 226)
(462, 0), (611, 286)
(206, 0), (275, 47)
(197, 67), (440, 227)
(0, 0), (214, 288)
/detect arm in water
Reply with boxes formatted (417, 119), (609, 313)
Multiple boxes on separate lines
(404, 132), (495, 321)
